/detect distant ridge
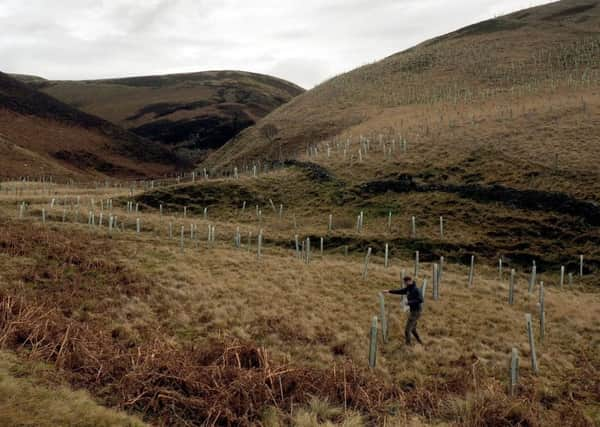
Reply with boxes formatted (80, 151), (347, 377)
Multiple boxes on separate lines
(0, 71), (180, 178)
(20, 70), (304, 163)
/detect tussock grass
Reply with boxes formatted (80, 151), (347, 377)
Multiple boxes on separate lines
(0, 210), (597, 425)
(0, 351), (145, 427)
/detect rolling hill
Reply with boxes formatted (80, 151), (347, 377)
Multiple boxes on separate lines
(202, 0), (600, 273)
(23, 71), (304, 163)
(0, 72), (181, 179)
(208, 0), (600, 199)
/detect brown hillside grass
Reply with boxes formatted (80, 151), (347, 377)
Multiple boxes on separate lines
(0, 185), (598, 425)
(0, 109), (173, 179)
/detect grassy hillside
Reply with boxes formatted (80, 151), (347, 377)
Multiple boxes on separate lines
(208, 0), (600, 196)
(0, 72), (181, 179)
(0, 174), (597, 425)
(27, 71), (304, 162)
(202, 0), (600, 286)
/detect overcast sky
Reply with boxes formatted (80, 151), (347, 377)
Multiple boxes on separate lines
(0, 0), (552, 88)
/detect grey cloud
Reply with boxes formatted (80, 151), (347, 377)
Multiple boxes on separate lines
(0, 0), (553, 87)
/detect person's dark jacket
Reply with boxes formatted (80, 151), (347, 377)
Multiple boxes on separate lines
(390, 283), (423, 312)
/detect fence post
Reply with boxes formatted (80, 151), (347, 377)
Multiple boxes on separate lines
(411, 216), (416, 238)
(509, 348), (519, 396)
(539, 282), (546, 343)
(414, 251), (419, 278)
(560, 266), (565, 289)
(363, 247), (372, 280)
(499, 258), (503, 281)
(433, 263), (439, 300)
(257, 230), (263, 259)
(328, 214), (333, 232)
(369, 316), (378, 368)
(528, 265), (537, 294)
(439, 216), (444, 238)
(468, 255), (475, 288)
(384, 244), (389, 268)
(378, 293), (388, 344)
(579, 255), (584, 277)
(525, 313), (539, 374)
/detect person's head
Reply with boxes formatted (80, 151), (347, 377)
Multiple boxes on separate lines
(403, 276), (414, 286)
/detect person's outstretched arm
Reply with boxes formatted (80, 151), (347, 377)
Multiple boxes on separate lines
(385, 288), (408, 295)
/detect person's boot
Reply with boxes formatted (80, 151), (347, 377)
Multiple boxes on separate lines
(413, 331), (424, 345)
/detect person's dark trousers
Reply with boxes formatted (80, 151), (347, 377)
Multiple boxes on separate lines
(405, 310), (423, 345)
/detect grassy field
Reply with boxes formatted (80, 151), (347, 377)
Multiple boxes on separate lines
(0, 175), (598, 426)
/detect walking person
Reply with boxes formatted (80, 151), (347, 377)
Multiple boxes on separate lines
(384, 276), (424, 346)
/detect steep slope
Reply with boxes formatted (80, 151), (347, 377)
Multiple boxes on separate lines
(26, 71), (304, 162)
(0, 72), (180, 179)
(208, 0), (600, 201)
(202, 0), (600, 275)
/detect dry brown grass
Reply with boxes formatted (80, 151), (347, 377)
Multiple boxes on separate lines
(1, 2), (600, 424)
(0, 199), (598, 425)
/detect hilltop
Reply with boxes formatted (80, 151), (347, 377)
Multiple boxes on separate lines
(208, 0), (600, 197)
(23, 71), (304, 162)
(0, 72), (181, 179)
